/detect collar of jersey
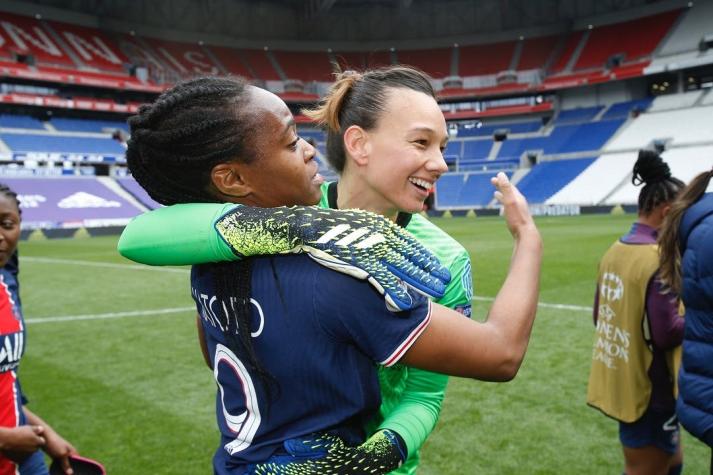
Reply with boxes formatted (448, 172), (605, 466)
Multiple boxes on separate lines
(327, 181), (413, 228)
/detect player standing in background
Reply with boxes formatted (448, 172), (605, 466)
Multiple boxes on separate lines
(658, 167), (713, 473)
(120, 75), (542, 474)
(587, 151), (685, 475)
(0, 184), (77, 475)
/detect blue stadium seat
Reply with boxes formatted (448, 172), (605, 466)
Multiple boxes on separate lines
(51, 117), (129, 133)
(601, 98), (653, 120)
(1, 133), (126, 156)
(555, 106), (604, 124)
(435, 171), (513, 208)
(462, 140), (492, 160)
(455, 120), (541, 138)
(517, 157), (595, 203)
(434, 174), (466, 207)
(0, 114), (46, 130)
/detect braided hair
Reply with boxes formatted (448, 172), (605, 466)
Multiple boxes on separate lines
(126, 76), (261, 206)
(0, 183), (21, 216)
(632, 150), (684, 215)
(126, 77), (275, 398)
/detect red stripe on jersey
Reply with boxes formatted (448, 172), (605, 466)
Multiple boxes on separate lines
(0, 279), (20, 335)
(381, 301), (433, 367)
(0, 371), (20, 475)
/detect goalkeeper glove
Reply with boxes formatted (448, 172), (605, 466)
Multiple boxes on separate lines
(249, 429), (406, 475)
(214, 205), (449, 311)
(118, 203), (450, 312)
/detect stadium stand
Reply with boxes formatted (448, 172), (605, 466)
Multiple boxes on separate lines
(600, 98), (653, 120)
(1, 133), (126, 157)
(205, 45), (255, 79)
(547, 152), (635, 206)
(573, 10), (680, 70)
(396, 47), (453, 79)
(45, 19), (129, 74)
(49, 117), (129, 133)
(241, 49), (281, 81)
(0, 113), (46, 130)
(453, 120), (542, 138)
(0, 1), (711, 217)
(141, 37), (223, 79)
(435, 171), (513, 209)
(549, 31), (584, 73)
(516, 157), (596, 204)
(604, 105), (713, 151)
(554, 106), (603, 124)
(603, 145), (713, 204)
(647, 89), (704, 111)
(332, 51), (367, 71)
(653, 1), (713, 57)
(461, 140), (492, 161)
(1, 176), (143, 228)
(516, 35), (560, 71)
(0, 11), (76, 68)
(116, 176), (161, 209)
(365, 50), (393, 68)
(458, 41), (516, 76)
(497, 119), (625, 159)
(272, 50), (333, 82)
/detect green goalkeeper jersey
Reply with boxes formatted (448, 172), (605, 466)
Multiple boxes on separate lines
(320, 182), (473, 474)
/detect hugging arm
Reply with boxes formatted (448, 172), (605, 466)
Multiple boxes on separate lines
(402, 173), (542, 380)
(118, 204), (450, 311)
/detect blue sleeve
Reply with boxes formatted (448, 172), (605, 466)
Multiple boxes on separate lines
(313, 269), (431, 367)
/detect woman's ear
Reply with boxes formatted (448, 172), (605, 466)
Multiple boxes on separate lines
(343, 125), (370, 166)
(211, 162), (251, 199)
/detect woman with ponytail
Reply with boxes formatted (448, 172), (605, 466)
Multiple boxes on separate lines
(587, 150), (686, 475)
(659, 167), (713, 471)
(119, 73), (541, 474)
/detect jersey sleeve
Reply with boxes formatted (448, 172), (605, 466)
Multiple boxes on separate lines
(117, 203), (239, 265)
(313, 270), (432, 367)
(437, 252), (473, 315)
(377, 368), (446, 458)
(376, 253), (472, 458)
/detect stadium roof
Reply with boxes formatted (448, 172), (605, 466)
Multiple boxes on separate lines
(5, 0), (691, 46)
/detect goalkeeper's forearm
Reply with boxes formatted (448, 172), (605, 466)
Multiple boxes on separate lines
(118, 203), (239, 266)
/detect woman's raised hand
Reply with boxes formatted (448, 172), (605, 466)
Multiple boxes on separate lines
(491, 172), (537, 240)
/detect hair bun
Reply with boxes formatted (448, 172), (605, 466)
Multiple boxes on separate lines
(632, 150), (672, 186)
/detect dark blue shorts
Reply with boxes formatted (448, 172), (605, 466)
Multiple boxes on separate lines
(619, 408), (680, 454)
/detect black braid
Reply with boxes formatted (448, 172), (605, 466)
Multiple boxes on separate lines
(212, 260), (279, 405)
(126, 76), (259, 206)
(0, 183), (21, 216)
(126, 76), (276, 401)
(632, 150), (685, 215)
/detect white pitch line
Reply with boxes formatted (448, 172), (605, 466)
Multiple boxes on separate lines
(22, 256), (189, 274)
(25, 307), (195, 324)
(472, 295), (590, 312)
(25, 299), (589, 325)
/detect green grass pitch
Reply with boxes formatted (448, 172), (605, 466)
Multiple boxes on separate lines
(17, 214), (710, 474)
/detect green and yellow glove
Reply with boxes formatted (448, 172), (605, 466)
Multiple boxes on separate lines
(248, 429), (406, 475)
(118, 203), (450, 311)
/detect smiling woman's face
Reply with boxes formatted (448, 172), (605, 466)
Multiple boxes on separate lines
(0, 194), (20, 268)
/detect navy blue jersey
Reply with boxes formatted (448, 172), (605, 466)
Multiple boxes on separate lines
(190, 255), (431, 474)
